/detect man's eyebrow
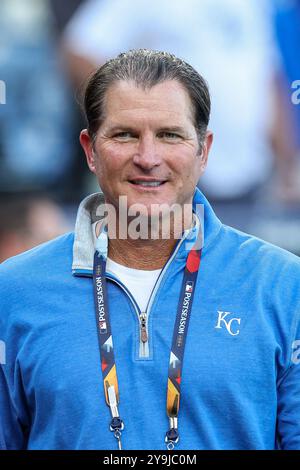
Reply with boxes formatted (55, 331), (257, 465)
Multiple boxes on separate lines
(105, 125), (136, 133)
(157, 126), (186, 133)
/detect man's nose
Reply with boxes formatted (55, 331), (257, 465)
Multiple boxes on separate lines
(132, 135), (161, 170)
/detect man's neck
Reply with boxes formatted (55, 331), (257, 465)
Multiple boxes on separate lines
(96, 208), (193, 270)
(108, 237), (177, 270)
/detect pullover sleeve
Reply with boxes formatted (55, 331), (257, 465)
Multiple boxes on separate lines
(276, 312), (300, 449)
(0, 264), (29, 450)
(0, 364), (27, 449)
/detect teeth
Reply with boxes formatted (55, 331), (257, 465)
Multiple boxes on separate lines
(132, 181), (164, 187)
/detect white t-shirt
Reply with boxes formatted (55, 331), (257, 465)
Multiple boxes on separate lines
(64, 0), (279, 198)
(92, 222), (161, 312)
(106, 257), (161, 312)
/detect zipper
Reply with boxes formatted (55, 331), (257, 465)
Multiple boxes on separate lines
(140, 312), (148, 343)
(139, 312), (148, 357)
(104, 226), (194, 359)
(105, 273), (150, 358)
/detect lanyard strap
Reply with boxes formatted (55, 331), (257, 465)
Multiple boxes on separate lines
(93, 222), (202, 450)
(166, 244), (202, 449)
(93, 231), (124, 450)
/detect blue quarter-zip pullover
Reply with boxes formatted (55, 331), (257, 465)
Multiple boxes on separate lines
(0, 189), (300, 449)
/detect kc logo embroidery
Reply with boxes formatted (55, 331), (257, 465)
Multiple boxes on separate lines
(215, 311), (241, 336)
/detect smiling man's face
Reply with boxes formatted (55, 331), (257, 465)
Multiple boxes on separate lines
(80, 79), (212, 216)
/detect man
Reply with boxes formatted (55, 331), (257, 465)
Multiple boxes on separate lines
(1, 50), (300, 450)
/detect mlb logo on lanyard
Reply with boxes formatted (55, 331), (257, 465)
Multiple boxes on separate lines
(100, 321), (107, 333)
(185, 281), (193, 293)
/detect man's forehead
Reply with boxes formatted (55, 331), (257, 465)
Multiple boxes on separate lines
(103, 79), (194, 122)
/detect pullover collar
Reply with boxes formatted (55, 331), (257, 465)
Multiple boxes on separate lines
(72, 188), (222, 276)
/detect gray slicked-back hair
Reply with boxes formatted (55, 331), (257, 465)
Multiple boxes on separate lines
(83, 49), (211, 146)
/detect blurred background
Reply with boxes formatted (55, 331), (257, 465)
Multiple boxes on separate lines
(0, 0), (299, 261)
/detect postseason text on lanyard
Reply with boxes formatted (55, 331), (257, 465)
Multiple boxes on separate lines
(93, 220), (202, 450)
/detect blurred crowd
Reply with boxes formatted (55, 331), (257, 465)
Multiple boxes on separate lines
(0, 0), (300, 260)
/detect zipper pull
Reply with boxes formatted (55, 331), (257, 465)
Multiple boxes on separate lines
(140, 313), (148, 343)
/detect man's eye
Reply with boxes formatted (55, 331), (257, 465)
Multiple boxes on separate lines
(158, 132), (182, 141)
(113, 132), (136, 140)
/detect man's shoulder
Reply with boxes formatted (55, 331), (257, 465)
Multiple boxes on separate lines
(0, 232), (75, 280)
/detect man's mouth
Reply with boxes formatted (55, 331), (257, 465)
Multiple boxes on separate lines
(128, 179), (167, 188)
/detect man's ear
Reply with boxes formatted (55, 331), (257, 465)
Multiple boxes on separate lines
(199, 130), (213, 173)
(80, 129), (97, 173)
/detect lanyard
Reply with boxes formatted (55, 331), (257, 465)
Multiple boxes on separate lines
(93, 223), (202, 450)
